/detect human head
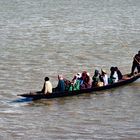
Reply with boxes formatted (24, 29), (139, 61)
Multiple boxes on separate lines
(94, 69), (99, 75)
(110, 67), (115, 72)
(44, 77), (49, 81)
(82, 71), (87, 77)
(138, 50), (140, 54)
(76, 73), (81, 78)
(114, 67), (119, 71)
(58, 75), (63, 80)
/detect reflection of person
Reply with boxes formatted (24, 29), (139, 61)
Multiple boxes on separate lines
(131, 51), (140, 75)
(42, 77), (52, 94)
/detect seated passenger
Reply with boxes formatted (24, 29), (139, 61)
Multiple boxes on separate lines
(100, 69), (108, 86)
(73, 75), (81, 91)
(80, 71), (91, 89)
(92, 69), (100, 87)
(64, 79), (71, 91)
(79, 71), (86, 89)
(42, 77), (53, 94)
(56, 75), (65, 92)
(75, 73), (83, 85)
(69, 74), (81, 91)
(115, 67), (123, 80)
(109, 67), (123, 83)
(110, 67), (118, 83)
(85, 72), (91, 88)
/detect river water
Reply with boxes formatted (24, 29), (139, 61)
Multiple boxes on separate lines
(0, 0), (140, 139)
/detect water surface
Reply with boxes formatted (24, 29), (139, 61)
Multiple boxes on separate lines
(0, 0), (140, 139)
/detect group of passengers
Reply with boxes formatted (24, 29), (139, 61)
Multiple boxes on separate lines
(41, 67), (123, 94)
(55, 71), (91, 92)
(55, 66), (123, 92)
(93, 67), (123, 87)
(41, 50), (140, 94)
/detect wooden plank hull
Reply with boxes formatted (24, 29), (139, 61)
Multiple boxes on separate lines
(17, 73), (140, 100)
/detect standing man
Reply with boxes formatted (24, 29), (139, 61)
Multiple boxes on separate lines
(131, 50), (140, 75)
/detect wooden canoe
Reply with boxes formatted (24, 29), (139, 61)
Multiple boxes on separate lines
(17, 73), (140, 100)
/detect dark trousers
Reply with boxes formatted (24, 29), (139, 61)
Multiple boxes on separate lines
(131, 61), (140, 74)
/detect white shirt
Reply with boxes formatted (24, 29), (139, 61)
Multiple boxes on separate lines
(44, 81), (52, 94)
(113, 71), (118, 83)
(103, 74), (108, 86)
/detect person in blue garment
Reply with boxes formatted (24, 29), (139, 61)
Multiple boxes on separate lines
(56, 75), (65, 92)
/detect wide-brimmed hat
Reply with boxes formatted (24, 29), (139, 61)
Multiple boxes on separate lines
(101, 69), (107, 74)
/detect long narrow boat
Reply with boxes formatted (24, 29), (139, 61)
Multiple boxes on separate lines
(18, 73), (140, 100)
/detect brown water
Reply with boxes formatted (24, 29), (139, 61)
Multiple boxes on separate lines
(0, 0), (140, 139)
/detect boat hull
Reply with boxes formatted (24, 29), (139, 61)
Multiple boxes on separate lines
(18, 73), (140, 100)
